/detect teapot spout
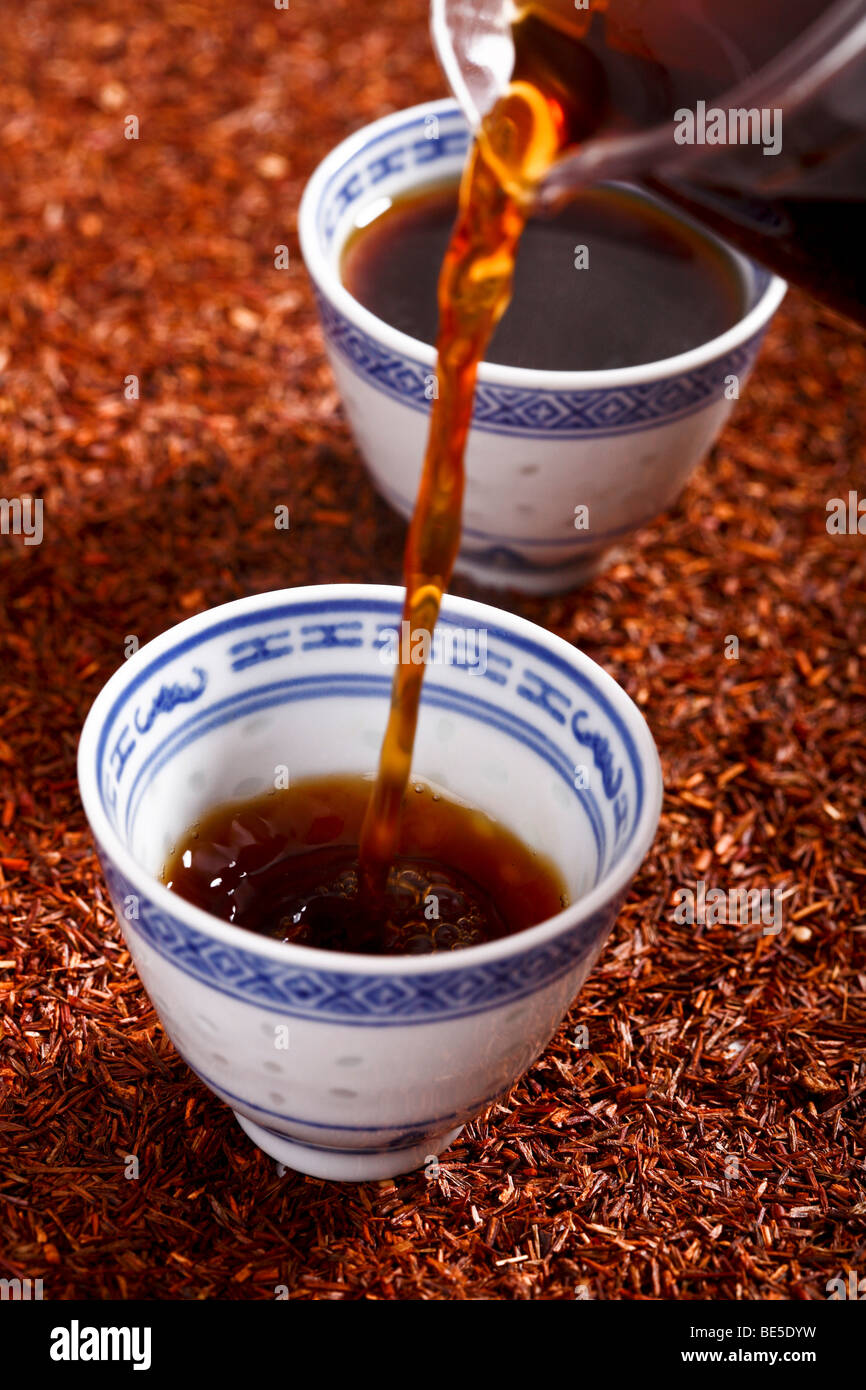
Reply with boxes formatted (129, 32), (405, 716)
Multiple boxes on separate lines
(430, 0), (516, 129)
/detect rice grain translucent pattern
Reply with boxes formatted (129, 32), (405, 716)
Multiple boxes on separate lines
(79, 584), (662, 1180)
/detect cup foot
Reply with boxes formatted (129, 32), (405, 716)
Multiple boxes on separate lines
(234, 1113), (464, 1182)
(453, 550), (607, 595)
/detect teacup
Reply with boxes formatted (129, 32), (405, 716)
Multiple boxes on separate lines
(299, 99), (786, 594)
(78, 584), (662, 1180)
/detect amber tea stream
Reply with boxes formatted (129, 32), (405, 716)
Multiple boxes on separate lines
(167, 7), (610, 954)
(357, 58), (583, 905)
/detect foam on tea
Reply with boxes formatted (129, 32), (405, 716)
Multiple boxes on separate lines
(163, 776), (567, 957)
(342, 181), (745, 371)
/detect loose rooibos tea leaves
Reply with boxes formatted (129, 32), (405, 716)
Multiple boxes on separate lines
(342, 181), (745, 371)
(164, 775), (567, 956)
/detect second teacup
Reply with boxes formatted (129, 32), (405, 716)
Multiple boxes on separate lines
(299, 99), (786, 593)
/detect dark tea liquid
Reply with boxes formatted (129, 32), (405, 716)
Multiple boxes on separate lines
(342, 181), (745, 371)
(508, 4), (866, 324)
(163, 776), (567, 956)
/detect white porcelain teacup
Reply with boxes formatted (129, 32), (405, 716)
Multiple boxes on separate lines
(299, 100), (786, 594)
(78, 584), (662, 1180)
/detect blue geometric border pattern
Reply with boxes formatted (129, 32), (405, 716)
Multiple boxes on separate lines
(100, 856), (618, 1026)
(318, 115), (470, 249)
(94, 597), (646, 853)
(119, 672), (607, 866)
(317, 292), (767, 441)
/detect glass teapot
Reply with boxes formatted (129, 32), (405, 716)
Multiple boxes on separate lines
(431, 0), (866, 322)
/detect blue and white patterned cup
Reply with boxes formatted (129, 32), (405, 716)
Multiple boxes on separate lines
(78, 585), (662, 1180)
(299, 100), (787, 594)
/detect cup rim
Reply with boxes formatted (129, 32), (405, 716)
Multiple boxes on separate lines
(298, 97), (788, 392)
(78, 584), (664, 977)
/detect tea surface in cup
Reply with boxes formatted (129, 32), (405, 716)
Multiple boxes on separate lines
(164, 775), (568, 956)
(342, 180), (745, 371)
